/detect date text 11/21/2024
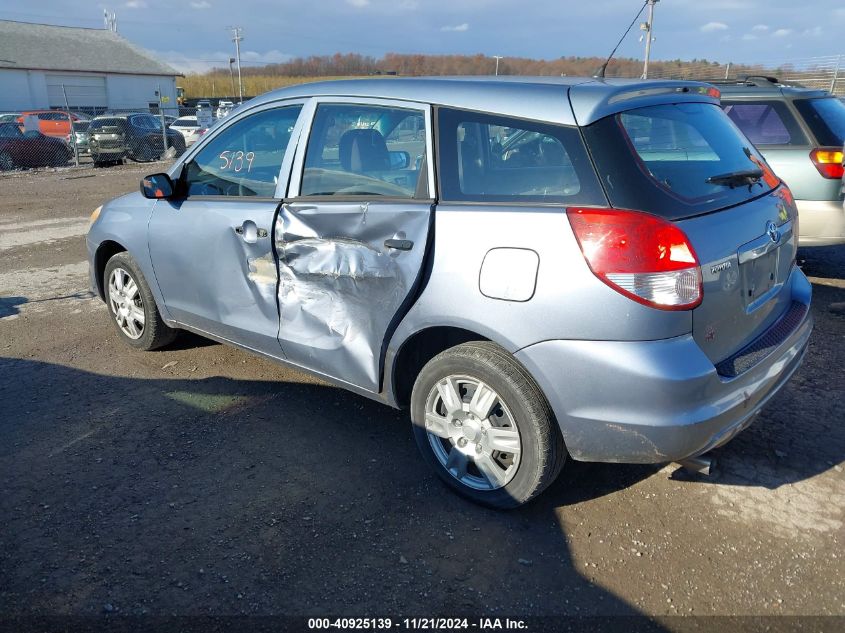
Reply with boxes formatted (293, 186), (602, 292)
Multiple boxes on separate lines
(307, 618), (528, 630)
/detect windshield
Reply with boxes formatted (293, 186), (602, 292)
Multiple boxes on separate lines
(793, 97), (845, 147)
(583, 102), (778, 219)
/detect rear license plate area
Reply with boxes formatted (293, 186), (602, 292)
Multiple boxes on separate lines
(740, 247), (780, 309)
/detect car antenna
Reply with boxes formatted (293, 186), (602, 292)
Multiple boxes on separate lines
(594, 0), (649, 79)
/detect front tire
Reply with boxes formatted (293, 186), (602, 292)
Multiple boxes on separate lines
(410, 341), (566, 509)
(104, 252), (177, 351)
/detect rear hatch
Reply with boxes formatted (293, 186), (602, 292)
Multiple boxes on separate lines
(792, 96), (845, 199)
(583, 100), (800, 366)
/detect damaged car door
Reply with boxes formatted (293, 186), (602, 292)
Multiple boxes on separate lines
(278, 99), (434, 391)
(148, 102), (306, 354)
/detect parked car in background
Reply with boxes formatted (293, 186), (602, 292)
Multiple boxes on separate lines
(65, 120), (90, 155)
(719, 76), (845, 246)
(87, 77), (812, 508)
(168, 115), (207, 146)
(216, 100), (234, 119)
(88, 113), (186, 167)
(0, 122), (73, 170)
(0, 112), (21, 123)
(15, 110), (86, 139)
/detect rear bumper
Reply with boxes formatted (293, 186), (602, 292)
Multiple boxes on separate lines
(515, 270), (813, 464)
(796, 199), (845, 246)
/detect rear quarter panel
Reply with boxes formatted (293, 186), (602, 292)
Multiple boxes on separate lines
(387, 204), (692, 365)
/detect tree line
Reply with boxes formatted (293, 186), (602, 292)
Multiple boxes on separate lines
(206, 52), (770, 80)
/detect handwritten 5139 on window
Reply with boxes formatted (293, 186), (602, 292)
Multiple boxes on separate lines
(219, 150), (255, 172)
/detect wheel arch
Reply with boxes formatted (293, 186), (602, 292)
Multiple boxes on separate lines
(93, 240), (127, 300)
(389, 325), (493, 409)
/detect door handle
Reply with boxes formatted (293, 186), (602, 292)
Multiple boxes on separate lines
(234, 221), (268, 243)
(384, 238), (414, 251)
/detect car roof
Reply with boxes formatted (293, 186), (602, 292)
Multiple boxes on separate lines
(245, 76), (720, 126)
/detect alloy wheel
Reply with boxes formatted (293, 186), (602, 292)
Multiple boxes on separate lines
(424, 375), (522, 491)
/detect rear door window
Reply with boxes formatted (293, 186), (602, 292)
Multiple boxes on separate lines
(793, 97), (845, 146)
(436, 108), (604, 204)
(722, 101), (806, 146)
(301, 103), (427, 198)
(584, 102), (779, 219)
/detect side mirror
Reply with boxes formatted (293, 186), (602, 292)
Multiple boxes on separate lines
(388, 150), (410, 170)
(141, 173), (174, 199)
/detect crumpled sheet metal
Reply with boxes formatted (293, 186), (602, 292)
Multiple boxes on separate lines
(275, 208), (407, 390)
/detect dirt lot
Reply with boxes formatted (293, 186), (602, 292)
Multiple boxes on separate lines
(0, 165), (843, 627)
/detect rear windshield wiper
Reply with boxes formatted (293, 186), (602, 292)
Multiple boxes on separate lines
(706, 168), (764, 188)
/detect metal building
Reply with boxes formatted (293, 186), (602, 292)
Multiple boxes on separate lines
(0, 20), (180, 113)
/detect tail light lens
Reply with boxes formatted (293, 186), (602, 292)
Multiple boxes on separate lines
(809, 148), (844, 179)
(567, 208), (703, 311)
(196, 129), (207, 136)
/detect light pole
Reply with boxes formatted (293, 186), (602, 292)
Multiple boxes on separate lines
(228, 57), (236, 98)
(230, 26), (244, 102)
(493, 55), (503, 76)
(641, 0), (659, 79)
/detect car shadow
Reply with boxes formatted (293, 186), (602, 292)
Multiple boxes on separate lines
(0, 295), (27, 318)
(0, 356), (668, 624)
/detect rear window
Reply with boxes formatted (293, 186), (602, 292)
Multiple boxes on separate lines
(437, 108), (604, 204)
(722, 100), (806, 146)
(793, 97), (845, 147)
(173, 117), (198, 127)
(583, 102), (778, 219)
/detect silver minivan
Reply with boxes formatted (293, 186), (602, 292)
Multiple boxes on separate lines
(87, 78), (812, 508)
(720, 76), (845, 246)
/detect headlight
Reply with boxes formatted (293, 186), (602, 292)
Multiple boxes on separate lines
(89, 205), (102, 228)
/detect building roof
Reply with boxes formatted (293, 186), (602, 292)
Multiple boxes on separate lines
(0, 20), (179, 77)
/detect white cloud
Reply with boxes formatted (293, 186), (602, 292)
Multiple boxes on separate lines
(441, 23), (469, 32)
(189, 1), (212, 8)
(802, 26), (822, 37)
(700, 22), (728, 33)
(772, 28), (792, 37)
(124, 0), (147, 7)
(346, 0), (370, 7)
(752, 24), (769, 32)
(741, 33), (757, 41)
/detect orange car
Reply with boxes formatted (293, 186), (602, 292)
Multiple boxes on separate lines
(16, 110), (86, 138)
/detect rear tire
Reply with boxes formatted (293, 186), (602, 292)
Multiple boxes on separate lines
(0, 151), (13, 171)
(410, 341), (566, 509)
(103, 252), (177, 351)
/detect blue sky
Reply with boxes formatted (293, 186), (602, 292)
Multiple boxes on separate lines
(0, 0), (840, 73)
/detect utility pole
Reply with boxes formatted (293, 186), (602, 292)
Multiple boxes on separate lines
(640, 0), (659, 79)
(228, 58), (236, 98)
(493, 55), (503, 76)
(229, 27), (244, 103)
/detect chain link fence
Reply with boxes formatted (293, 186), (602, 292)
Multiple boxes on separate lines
(2, 65), (843, 175)
(639, 55), (845, 95)
(0, 91), (238, 174)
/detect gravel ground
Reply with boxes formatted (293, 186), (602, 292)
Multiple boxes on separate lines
(0, 165), (843, 627)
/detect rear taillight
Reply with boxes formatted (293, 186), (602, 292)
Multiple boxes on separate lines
(196, 129), (207, 136)
(809, 148), (844, 179)
(567, 208), (703, 311)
